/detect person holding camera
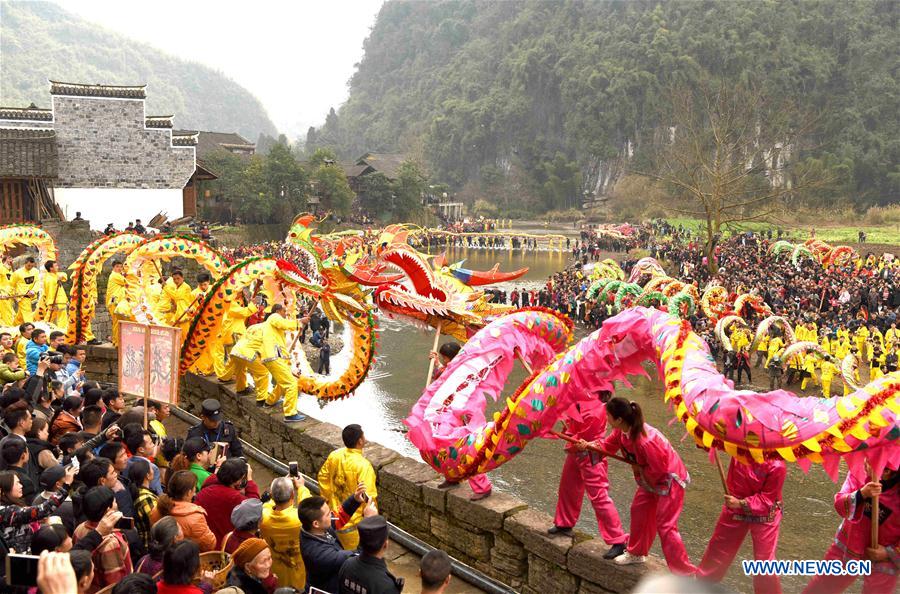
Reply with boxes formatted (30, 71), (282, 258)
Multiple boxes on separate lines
(195, 458), (260, 547)
(300, 482), (377, 594)
(260, 476), (311, 589)
(0, 464), (75, 554)
(73, 486), (133, 591)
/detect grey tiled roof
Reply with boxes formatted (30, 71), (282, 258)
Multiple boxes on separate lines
(0, 128), (58, 178)
(50, 80), (146, 99)
(0, 104), (53, 121)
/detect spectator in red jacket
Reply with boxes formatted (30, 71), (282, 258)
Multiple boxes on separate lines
(194, 458), (259, 547)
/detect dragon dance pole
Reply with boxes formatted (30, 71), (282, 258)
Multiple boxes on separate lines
(425, 321), (443, 387)
(288, 295), (320, 355)
(550, 430), (639, 466)
(712, 448), (730, 495)
(870, 467), (880, 548)
(514, 348), (533, 375)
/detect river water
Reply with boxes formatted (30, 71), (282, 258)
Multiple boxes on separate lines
(291, 225), (840, 593)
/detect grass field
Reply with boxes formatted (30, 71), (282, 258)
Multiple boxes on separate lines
(665, 217), (900, 246)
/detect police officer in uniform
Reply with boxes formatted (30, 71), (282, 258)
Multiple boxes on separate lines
(338, 515), (404, 594)
(186, 398), (244, 458)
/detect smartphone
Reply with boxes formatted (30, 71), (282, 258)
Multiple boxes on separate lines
(211, 441), (228, 460)
(66, 455), (80, 474)
(115, 516), (135, 530)
(5, 554), (39, 587)
(288, 461), (299, 478)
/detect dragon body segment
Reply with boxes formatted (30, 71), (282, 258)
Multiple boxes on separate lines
(0, 225), (57, 263)
(119, 235), (228, 326)
(65, 233), (144, 343)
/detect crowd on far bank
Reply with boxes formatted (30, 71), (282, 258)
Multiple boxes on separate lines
(535, 222), (900, 394)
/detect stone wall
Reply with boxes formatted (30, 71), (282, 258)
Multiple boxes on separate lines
(177, 373), (667, 593)
(83, 343), (666, 592)
(41, 219), (93, 268)
(52, 96), (194, 190)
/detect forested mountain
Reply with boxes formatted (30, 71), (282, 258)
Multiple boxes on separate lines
(310, 0), (899, 212)
(1, 1), (277, 140)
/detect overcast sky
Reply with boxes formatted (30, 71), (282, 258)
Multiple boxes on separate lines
(54, 0), (384, 138)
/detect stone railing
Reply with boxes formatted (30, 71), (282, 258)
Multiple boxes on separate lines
(86, 344), (665, 592)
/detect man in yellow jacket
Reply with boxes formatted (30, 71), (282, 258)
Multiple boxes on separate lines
(0, 254), (15, 326)
(260, 476), (312, 590)
(227, 322), (271, 404)
(10, 257), (39, 324)
(261, 304), (308, 422)
(214, 294), (258, 382)
(162, 270), (195, 334)
(318, 424), (377, 551)
(820, 358), (839, 397)
(765, 333), (785, 367)
(105, 260), (128, 344)
(37, 260), (68, 330)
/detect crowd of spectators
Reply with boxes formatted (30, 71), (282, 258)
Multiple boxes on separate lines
(0, 325), (456, 593)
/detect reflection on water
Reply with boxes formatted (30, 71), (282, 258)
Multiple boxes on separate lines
(295, 242), (838, 594)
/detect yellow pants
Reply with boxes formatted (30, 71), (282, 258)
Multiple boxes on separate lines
(108, 305), (120, 344)
(821, 377), (832, 397)
(43, 307), (68, 332)
(225, 357), (269, 402)
(213, 340), (235, 381)
(0, 298), (14, 326)
(264, 359), (297, 415)
(801, 372), (818, 390)
(15, 298), (34, 324)
(337, 527), (359, 551)
(870, 367), (883, 381)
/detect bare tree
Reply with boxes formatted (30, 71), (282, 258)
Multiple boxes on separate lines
(638, 82), (830, 274)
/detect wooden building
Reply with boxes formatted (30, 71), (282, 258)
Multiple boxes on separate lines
(0, 106), (61, 224)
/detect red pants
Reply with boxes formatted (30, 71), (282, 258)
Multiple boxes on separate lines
(698, 508), (782, 594)
(553, 452), (627, 545)
(469, 473), (492, 494)
(803, 543), (897, 594)
(628, 483), (696, 575)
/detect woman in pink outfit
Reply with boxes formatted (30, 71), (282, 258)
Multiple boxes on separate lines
(597, 397), (696, 575)
(803, 467), (898, 594)
(549, 394), (628, 560)
(698, 458), (787, 594)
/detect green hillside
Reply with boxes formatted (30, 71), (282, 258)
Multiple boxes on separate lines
(310, 0), (899, 212)
(0, 1), (277, 140)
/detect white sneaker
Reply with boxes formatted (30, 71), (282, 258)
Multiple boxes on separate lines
(614, 552), (647, 565)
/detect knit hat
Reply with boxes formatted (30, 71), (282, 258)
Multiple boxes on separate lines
(230, 498), (263, 531)
(232, 537), (268, 568)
